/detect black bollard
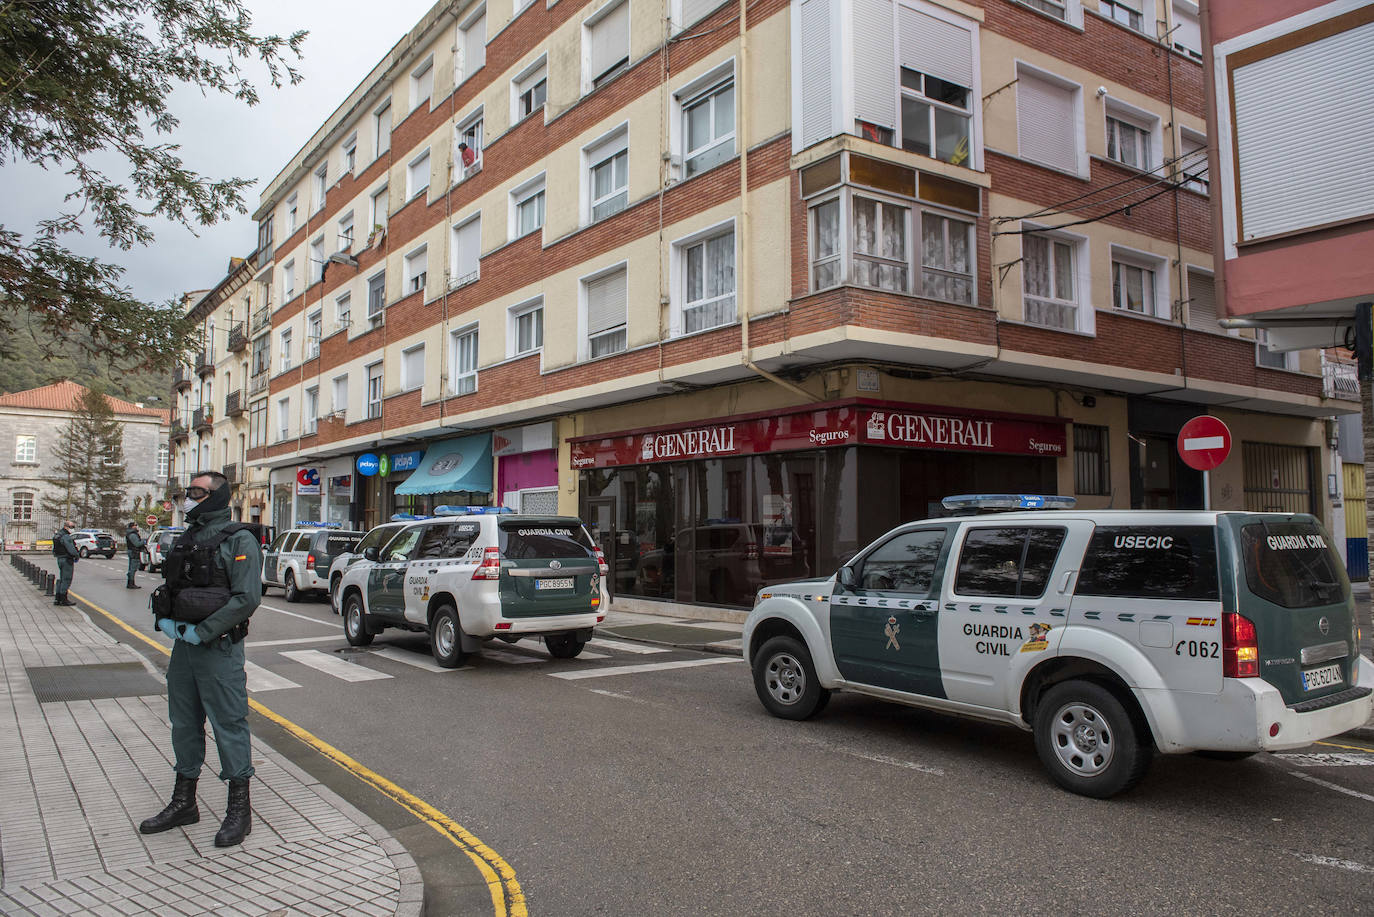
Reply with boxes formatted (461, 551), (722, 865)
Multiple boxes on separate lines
(44, 572), (54, 595)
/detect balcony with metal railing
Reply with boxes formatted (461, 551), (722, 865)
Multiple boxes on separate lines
(195, 350), (214, 377)
(172, 365), (192, 392)
(227, 322), (247, 353)
(169, 422), (188, 443)
(250, 305), (271, 336)
(192, 407), (213, 433)
(221, 462), (241, 486)
(225, 389), (244, 418)
(1322, 353), (1360, 402)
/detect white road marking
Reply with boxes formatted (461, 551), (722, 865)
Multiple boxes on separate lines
(280, 649), (393, 682)
(248, 635), (344, 648)
(1277, 752), (1374, 768)
(245, 662), (300, 693)
(476, 648), (543, 665)
(588, 637), (668, 655)
(550, 657), (743, 680)
(257, 603), (337, 626)
(1286, 771), (1374, 804)
(833, 748), (944, 777)
(369, 647), (468, 673)
(1296, 853), (1374, 874)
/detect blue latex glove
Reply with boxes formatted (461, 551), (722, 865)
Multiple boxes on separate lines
(157, 618), (178, 640)
(178, 625), (202, 646)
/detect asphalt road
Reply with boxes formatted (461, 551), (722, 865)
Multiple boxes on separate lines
(46, 553), (1374, 916)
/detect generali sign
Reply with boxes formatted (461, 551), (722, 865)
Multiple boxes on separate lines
(569, 400), (1066, 469)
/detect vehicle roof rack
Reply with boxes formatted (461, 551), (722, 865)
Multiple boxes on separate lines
(941, 494), (1078, 514)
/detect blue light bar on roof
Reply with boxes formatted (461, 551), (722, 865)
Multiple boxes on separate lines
(389, 513), (431, 521)
(297, 521), (344, 528)
(941, 494), (1078, 512)
(433, 505), (515, 516)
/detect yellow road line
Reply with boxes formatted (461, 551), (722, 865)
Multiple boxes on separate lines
(74, 592), (526, 917)
(1314, 739), (1374, 754)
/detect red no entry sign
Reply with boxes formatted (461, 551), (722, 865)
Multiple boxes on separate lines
(1178, 416), (1232, 471)
(145, 514), (158, 526)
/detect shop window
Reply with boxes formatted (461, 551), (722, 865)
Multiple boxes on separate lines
(1073, 424), (1110, 496)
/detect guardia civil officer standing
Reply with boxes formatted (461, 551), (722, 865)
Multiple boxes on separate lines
(52, 519), (78, 605)
(139, 472), (263, 847)
(125, 522), (145, 589)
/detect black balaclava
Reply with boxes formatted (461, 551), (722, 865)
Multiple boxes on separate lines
(187, 482), (231, 521)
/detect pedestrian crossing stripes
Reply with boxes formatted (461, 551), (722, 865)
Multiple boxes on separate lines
(240, 639), (739, 693)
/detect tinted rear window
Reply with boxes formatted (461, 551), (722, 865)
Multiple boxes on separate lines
(500, 522), (596, 560)
(324, 534), (363, 554)
(955, 527), (1066, 598)
(1077, 526), (1219, 601)
(1240, 522), (1345, 608)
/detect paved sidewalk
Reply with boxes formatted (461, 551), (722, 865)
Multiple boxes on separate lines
(0, 562), (423, 916)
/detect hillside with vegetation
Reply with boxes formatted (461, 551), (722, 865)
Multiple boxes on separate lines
(0, 324), (172, 407)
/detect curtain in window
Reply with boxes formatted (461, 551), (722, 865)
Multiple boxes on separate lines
(686, 233), (736, 332)
(812, 200), (840, 288)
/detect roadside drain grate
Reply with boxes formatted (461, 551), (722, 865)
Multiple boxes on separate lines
(26, 663), (164, 702)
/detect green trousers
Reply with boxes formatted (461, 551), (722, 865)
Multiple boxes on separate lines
(55, 557), (73, 596)
(166, 638), (255, 781)
(127, 552), (140, 585)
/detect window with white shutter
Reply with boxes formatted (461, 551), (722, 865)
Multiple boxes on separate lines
(678, 0), (727, 30)
(404, 246), (428, 297)
(585, 266), (628, 358)
(513, 58), (547, 122)
(853, 0), (896, 135)
(367, 271), (386, 324)
(1016, 68), (1080, 174)
(451, 215), (481, 287)
(401, 344), (425, 392)
(512, 176), (545, 239)
(585, 0), (630, 91)
(460, 9), (486, 83)
(797, 0), (836, 150)
(407, 150), (431, 200)
(1186, 269), (1220, 333)
(411, 57), (433, 111)
(373, 100), (391, 157)
(1171, 1), (1201, 60)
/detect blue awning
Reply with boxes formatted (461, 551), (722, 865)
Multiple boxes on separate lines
(392, 434), (493, 495)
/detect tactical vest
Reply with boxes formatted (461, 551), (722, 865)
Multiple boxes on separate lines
(164, 523), (251, 623)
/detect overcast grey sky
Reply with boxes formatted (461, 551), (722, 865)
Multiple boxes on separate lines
(2, 1), (437, 309)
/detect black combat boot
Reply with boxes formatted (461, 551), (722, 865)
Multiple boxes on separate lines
(139, 774), (199, 834)
(214, 777), (252, 847)
(56, 593), (76, 606)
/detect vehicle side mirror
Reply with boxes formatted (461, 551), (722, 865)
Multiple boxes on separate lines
(362, 547), (379, 562)
(837, 566), (856, 588)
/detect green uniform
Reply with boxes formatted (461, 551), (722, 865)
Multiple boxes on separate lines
(126, 529), (145, 586)
(165, 506), (263, 781)
(53, 528), (78, 600)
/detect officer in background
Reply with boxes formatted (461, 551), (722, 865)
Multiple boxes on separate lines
(52, 519), (78, 606)
(138, 472), (263, 848)
(125, 522), (145, 589)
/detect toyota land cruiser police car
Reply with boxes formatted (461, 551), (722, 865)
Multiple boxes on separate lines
(336, 507), (608, 667)
(743, 495), (1374, 798)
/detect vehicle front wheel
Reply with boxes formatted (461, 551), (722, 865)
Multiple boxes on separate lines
(430, 605), (468, 668)
(79, 547), (90, 558)
(343, 594), (373, 647)
(752, 635), (830, 720)
(283, 571), (300, 603)
(1033, 679), (1153, 799)
(545, 633), (586, 659)
(329, 576), (342, 614)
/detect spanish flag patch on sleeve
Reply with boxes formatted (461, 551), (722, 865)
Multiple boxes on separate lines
(234, 554), (248, 561)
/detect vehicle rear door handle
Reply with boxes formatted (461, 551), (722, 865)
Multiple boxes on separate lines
(1059, 570), (1076, 594)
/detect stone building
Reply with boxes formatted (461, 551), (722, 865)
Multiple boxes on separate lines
(1, 381), (169, 546)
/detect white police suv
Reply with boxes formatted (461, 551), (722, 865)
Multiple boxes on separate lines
(744, 495), (1374, 798)
(336, 507), (607, 666)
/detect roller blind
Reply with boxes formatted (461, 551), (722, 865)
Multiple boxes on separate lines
(464, 14), (486, 76)
(589, 2), (629, 81)
(854, 0), (896, 130)
(587, 269), (627, 334)
(900, 5), (974, 88)
(1233, 21), (1374, 240)
(681, 0), (726, 28)
(1187, 270), (1217, 329)
(799, 0), (834, 148)
(1017, 71), (1077, 171)
(454, 218), (481, 279)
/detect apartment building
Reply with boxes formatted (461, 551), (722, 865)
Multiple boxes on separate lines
(240, 0), (1356, 614)
(169, 258), (270, 524)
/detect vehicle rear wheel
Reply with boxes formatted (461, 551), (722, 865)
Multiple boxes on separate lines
(1034, 680), (1153, 799)
(545, 633), (586, 659)
(283, 571), (300, 603)
(752, 635), (830, 720)
(343, 594), (373, 647)
(430, 605), (468, 668)
(329, 575), (342, 614)
(79, 547), (90, 558)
